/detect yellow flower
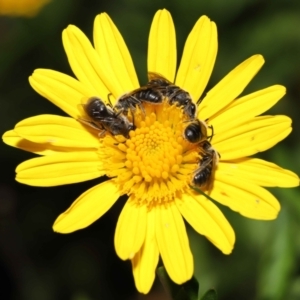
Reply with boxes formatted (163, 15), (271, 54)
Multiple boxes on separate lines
(2, 9), (299, 293)
(0, 0), (50, 17)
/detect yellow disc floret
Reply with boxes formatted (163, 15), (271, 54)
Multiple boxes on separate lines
(99, 102), (200, 207)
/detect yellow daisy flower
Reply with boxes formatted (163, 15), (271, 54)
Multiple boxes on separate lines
(2, 9), (299, 294)
(0, 0), (50, 17)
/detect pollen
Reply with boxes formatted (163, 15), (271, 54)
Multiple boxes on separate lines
(100, 102), (200, 206)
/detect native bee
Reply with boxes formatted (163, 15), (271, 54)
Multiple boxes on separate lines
(147, 72), (197, 119)
(115, 72), (197, 119)
(114, 86), (163, 115)
(192, 141), (219, 188)
(80, 97), (134, 138)
(183, 119), (208, 144)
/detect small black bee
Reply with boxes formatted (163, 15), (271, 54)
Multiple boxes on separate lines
(115, 87), (163, 115)
(184, 119), (208, 144)
(192, 141), (219, 188)
(115, 73), (197, 119)
(80, 97), (134, 138)
(147, 72), (197, 119)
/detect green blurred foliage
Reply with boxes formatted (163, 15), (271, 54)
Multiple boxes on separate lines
(0, 0), (299, 299)
(157, 265), (199, 300)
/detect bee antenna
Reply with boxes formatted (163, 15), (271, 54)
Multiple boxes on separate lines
(130, 107), (135, 124)
(107, 93), (114, 108)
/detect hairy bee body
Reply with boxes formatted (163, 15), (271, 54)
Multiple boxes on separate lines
(115, 72), (197, 119)
(192, 141), (219, 188)
(81, 97), (134, 138)
(115, 87), (163, 115)
(147, 72), (197, 119)
(184, 119), (208, 144)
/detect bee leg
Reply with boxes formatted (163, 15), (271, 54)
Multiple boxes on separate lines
(128, 95), (145, 115)
(97, 122), (107, 137)
(115, 108), (125, 117)
(204, 119), (214, 142)
(167, 97), (176, 106)
(136, 103), (145, 115)
(98, 129), (106, 138)
(207, 124), (214, 142)
(168, 89), (180, 100)
(130, 108), (136, 127)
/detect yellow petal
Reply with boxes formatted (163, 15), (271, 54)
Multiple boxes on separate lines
(176, 192), (235, 254)
(131, 209), (159, 294)
(147, 9), (176, 82)
(115, 200), (147, 260)
(2, 130), (68, 155)
(0, 0), (50, 17)
(62, 25), (111, 100)
(214, 116), (292, 160)
(211, 85), (286, 131)
(218, 159), (299, 188)
(199, 55), (265, 120)
(94, 13), (139, 99)
(211, 174), (281, 220)
(29, 69), (93, 119)
(53, 180), (120, 233)
(176, 15), (217, 101)
(15, 115), (99, 149)
(155, 203), (193, 284)
(16, 151), (104, 186)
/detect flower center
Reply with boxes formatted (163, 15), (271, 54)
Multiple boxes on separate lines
(99, 102), (200, 207)
(126, 116), (183, 182)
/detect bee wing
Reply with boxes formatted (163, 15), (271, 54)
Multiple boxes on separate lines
(80, 96), (90, 105)
(194, 155), (213, 173)
(148, 71), (165, 81)
(118, 85), (156, 100)
(148, 71), (179, 93)
(77, 96), (91, 117)
(148, 72), (173, 84)
(99, 116), (126, 124)
(77, 118), (103, 130)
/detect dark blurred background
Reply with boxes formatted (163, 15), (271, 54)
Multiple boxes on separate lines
(0, 0), (300, 299)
